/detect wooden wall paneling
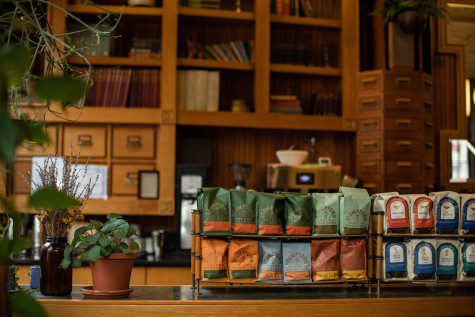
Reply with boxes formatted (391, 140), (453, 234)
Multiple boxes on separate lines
(254, 0), (270, 113)
(146, 267), (191, 285)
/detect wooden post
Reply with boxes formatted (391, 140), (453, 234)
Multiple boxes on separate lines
(376, 212), (384, 293)
(191, 210), (196, 288)
(254, 0), (270, 113)
(194, 211), (202, 295)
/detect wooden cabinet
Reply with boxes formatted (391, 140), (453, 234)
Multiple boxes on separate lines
(112, 126), (156, 159)
(16, 125), (58, 156)
(63, 125), (107, 158)
(112, 164), (155, 196)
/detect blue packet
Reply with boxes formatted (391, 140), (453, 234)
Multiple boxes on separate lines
(412, 240), (436, 279)
(436, 240), (458, 280)
(384, 242), (408, 280)
(258, 240), (283, 282)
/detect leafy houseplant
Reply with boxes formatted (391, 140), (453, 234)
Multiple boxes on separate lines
(62, 214), (139, 291)
(376, 0), (445, 33)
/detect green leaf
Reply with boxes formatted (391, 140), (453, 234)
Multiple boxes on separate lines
(74, 226), (88, 238)
(28, 186), (81, 210)
(64, 244), (74, 258)
(0, 44), (30, 87)
(126, 225), (137, 237)
(107, 213), (122, 220)
(72, 257), (82, 268)
(90, 220), (104, 228)
(113, 221), (129, 239)
(86, 232), (101, 245)
(100, 246), (112, 257)
(33, 75), (87, 103)
(60, 257), (71, 270)
(88, 245), (102, 262)
(98, 236), (110, 248)
(129, 241), (140, 252)
(10, 291), (47, 317)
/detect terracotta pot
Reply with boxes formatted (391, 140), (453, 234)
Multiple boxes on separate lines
(397, 10), (427, 34)
(90, 253), (137, 291)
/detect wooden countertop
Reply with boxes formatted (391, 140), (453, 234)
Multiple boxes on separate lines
(36, 285), (475, 317)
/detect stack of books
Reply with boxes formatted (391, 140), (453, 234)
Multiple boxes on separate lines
(271, 0), (316, 17)
(270, 95), (302, 114)
(182, 0), (220, 9)
(177, 70), (220, 111)
(85, 68), (160, 108)
(196, 41), (253, 62)
(129, 38), (161, 59)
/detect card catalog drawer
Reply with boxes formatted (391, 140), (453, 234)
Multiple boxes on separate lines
(358, 117), (381, 132)
(361, 179), (384, 195)
(63, 126), (107, 158)
(386, 117), (421, 133)
(386, 160), (421, 175)
(385, 95), (421, 111)
(112, 164), (155, 196)
(358, 159), (382, 176)
(16, 126), (58, 156)
(384, 73), (421, 94)
(386, 181), (421, 194)
(113, 127), (155, 159)
(357, 137), (383, 156)
(359, 72), (382, 93)
(14, 161), (31, 194)
(358, 96), (382, 114)
(385, 138), (421, 156)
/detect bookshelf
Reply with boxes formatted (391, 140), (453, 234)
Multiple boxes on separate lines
(10, 0), (359, 215)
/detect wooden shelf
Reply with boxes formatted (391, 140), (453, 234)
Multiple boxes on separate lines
(67, 56), (162, 67)
(270, 14), (341, 28)
(178, 7), (254, 21)
(270, 63), (342, 76)
(177, 110), (354, 131)
(177, 58), (254, 71)
(15, 105), (162, 125)
(67, 4), (163, 16)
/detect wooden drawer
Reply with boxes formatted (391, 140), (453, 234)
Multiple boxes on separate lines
(112, 164), (155, 196)
(386, 116), (421, 133)
(63, 126), (107, 158)
(386, 160), (421, 175)
(358, 159), (382, 176)
(16, 126), (58, 156)
(358, 117), (381, 132)
(358, 96), (382, 114)
(359, 72), (382, 93)
(113, 126), (155, 159)
(386, 181), (421, 194)
(421, 74), (434, 100)
(385, 95), (421, 111)
(384, 73), (421, 94)
(14, 161), (31, 194)
(361, 179), (384, 195)
(385, 138), (421, 156)
(357, 137), (383, 156)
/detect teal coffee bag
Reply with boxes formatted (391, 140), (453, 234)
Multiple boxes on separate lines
(258, 240), (283, 281)
(257, 192), (284, 235)
(312, 193), (340, 235)
(230, 189), (257, 234)
(339, 187), (370, 235)
(198, 187), (231, 234)
(282, 242), (312, 282)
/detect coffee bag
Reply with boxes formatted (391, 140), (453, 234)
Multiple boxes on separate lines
(198, 187), (231, 234)
(258, 240), (283, 282)
(282, 242), (312, 282)
(460, 194), (475, 234)
(339, 238), (367, 280)
(436, 240), (459, 280)
(257, 192), (284, 235)
(312, 193), (340, 235)
(383, 242), (408, 280)
(373, 192), (410, 233)
(228, 239), (258, 281)
(429, 191), (460, 234)
(310, 239), (339, 281)
(201, 238), (229, 281)
(410, 239), (436, 280)
(230, 190), (257, 234)
(459, 242), (475, 280)
(282, 193), (312, 236)
(408, 194), (435, 234)
(339, 187), (370, 235)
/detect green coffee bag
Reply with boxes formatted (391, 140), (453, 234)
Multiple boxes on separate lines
(312, 193), (340, 235)
(230, 189), (257, 234)
(339, 187), (370, 235)
(282, 192), (312, 236)
(198, 187), (231, 234)
(257, 192), (284, 235)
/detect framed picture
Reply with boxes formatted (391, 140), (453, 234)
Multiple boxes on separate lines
(138, 170), (159, 199)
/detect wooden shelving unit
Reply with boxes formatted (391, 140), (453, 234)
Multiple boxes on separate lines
(270, 63), (341, 76)
(67, 56), (162, 67)
(177, 58), (254, 71)
(178, 7), (255, 21)
(270, 14), (341, 28)
(67, 4), (164, 16)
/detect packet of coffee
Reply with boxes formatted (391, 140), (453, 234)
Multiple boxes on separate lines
(408, 194), (435, 234)
(340, 238), (367, 280)
(201, 238), (229, 281)
(429, 191), (460, 234)
(198, 187), (231, 234)
(373, 192), (410, 234)
(460, 194), (475, 234)
(282, 192), (312, 236)
(459, 242), (475, 280)
(312, 193), (340, 235)
(282, 242), (312, 282)
(310, 239), (339, 281)
(257, 192), (284, 235)
(383, 241), (408, 280)
(258, 240), (283, 282)
(436, 240), (459, 281)
(228, 239), (258, 281)
(410, 239), (436, 280)
(230, 190), (257, 234)
(339, 187), (370, 235)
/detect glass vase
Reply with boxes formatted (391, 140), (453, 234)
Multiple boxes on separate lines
(40, 237), (72, 296)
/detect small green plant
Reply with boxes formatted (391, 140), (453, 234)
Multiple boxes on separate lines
(375, 0), (445, 24)
(61, 214), (139, 269)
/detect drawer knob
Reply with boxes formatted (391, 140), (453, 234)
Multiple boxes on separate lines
(425, 121), (434, 128)
(362, 77), (377, 85)
(396, 141), (412, 149)
(361, 162), (377, 168)
(396, 119), (411, 126)
(361, 98), (378, 110)
(397, 183), (413, 190)
(362, 120), (378, 128)
(424, 101), (434, 110)
(126, 135), (142, 148)
(426, 142), (434, 150)
(396, 98), (412, 105)
(77, 134), (93, 147)
(364, 183), (377, 189)
(425, 163), (434, 170)
(362, 141), (378, 149)
(396, 77), (411, 84)
(397, 161), (413, 168)
(125, 172), (138, 185)
(424, 80), (433, 88)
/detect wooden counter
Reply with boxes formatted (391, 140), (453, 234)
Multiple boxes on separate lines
(37, 285), (475, 317)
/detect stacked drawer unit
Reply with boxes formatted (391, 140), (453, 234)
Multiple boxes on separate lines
(356, 70), (435, 195)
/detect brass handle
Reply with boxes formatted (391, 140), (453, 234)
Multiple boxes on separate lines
(361, 162), (377, 168)
(424, 101), (434, 110)
(126, 135), (142, 148)
(426, 142), (434, 150)
(396, 98), (412, 105)
(77, 134), (93, 146)
(361, 98), (378, 110)
(364, 183), (377, 189)
(362, 141), (378, 149)
(397, 161), (413, 168)
(424, 80), (433, 88)
(395, 77), (411, 84)
(425, 121), (434, 128)
(361, 120), (378, 128)
(362, 77), (377, 84)
(425, 163), (435, 170)
(396, 119), (411, 126)
(396, 141), (413, 149)
(397, 183), (413, 190)
(125, 172), (138, 185)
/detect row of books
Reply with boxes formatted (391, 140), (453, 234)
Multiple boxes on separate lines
(270, 95), (302, 114)
(195, 41), (253, 63)
(129, 38), (161, 59)
(272, 0), (316, 17)
(181, 0), (220, 9)
(85, 69), (160, 108)
(270, 93), (342, 116)
(177, 70), (220, 111)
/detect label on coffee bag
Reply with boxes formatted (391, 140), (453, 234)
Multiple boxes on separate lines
(385, 242), (407, 274)
(312, 193), (339, 235)
(437, 197), (459, 229)
(386, 197), (410, 230)
(231, 190), (257, 234)
(257, 193), (284, 235)
(228, 239), (258, 281)
(462, 198), (475, 230)
(436, 242), (458, 279)
(283, 193), (312, 236)
(339, 187), (370, 235)
(201, 239), (229, 280)
(282, 242), (312, 282)
(413, 241), (435, 276)
(412, 197), (435, 232)
(258, 241), (283, 281)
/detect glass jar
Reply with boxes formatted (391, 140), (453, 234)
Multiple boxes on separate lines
(40, 237), (72, 296)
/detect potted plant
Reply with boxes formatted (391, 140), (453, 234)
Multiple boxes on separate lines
(61, 214), (139, 292)
(376, 0), (445, 33)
